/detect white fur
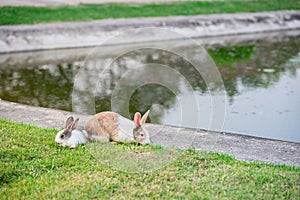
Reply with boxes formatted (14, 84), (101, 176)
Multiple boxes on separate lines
(143, 128), (151, 144)
(116, 115), (136, 143)
(55, 129), (88, 148)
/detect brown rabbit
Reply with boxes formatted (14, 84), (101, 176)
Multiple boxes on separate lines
(84, 110), (151, 145)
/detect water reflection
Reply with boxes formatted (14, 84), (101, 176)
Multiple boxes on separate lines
(0, 31), (299, 142)
(0, 64), (77, 111)
(71, 46), (217, 129)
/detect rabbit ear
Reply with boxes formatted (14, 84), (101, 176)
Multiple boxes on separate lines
(134, 112), (141, 127)
(140, 110), (150, 125)
(65, 116), (74, 129)
(69, 118), (79, 130)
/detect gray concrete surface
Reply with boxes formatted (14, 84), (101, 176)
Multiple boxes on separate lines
(1, 100), (299, 167)
(1, 10), (300, 53)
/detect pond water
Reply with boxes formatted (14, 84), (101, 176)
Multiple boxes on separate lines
(0, 30), (299, 143)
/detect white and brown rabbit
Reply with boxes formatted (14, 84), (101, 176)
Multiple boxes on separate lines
(55, 110), (151, 148)
(55, 116), (88, 148)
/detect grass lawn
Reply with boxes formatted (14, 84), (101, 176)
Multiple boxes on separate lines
(0, 119), (299, 199)
(0, 0), (299, 25)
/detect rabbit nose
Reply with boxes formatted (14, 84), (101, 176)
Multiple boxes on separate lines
(144, 138), (151, 145)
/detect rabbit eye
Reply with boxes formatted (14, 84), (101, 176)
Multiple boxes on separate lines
(140, 133), (144, 137)
(60, 134), (65, 139)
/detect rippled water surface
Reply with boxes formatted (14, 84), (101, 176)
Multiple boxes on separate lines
(1, 31), (299, 142)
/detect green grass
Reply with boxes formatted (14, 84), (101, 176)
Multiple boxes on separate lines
(0, 119), (299, 199)
(0, 0), (299, 25)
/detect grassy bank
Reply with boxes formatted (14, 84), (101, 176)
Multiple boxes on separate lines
(0, 119), (299, 199)
(0, 0), (299, 25)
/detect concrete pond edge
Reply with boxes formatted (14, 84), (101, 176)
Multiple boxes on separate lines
(0, 10), (300, 53)
(1, 100), (299, 167)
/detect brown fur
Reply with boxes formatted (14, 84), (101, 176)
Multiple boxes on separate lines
(84, 112), (119, 142)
